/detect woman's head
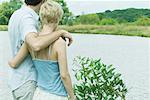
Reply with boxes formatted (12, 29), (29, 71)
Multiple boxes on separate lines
(39, 0), (64, 26)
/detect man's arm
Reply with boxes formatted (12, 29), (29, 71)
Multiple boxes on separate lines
(21, 16), (73, 52)
(8, 43), (28, 68)
(25, 29), (72, 52)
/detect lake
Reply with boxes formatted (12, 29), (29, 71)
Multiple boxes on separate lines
(0, 31), (149, 100)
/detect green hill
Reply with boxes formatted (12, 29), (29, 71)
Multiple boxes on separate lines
(97, 8), (150, 22)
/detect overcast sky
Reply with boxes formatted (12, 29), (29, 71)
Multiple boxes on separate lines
(0, 0), (150, 15)
(64, 0), (150, 15)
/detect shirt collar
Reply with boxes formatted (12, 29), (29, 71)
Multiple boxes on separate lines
(21, 5), (39, 21)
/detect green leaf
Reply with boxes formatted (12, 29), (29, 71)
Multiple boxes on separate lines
(73, 57), (127, 99)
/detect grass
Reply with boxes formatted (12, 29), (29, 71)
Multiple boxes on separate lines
(59, 25), (150, 37)
(0, 25), (7, 31)
(1, 24), (150, 37)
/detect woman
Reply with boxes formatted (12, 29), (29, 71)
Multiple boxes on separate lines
(9, 1), (76, 100)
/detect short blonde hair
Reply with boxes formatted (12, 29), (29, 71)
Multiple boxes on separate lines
(39, 0), (63, 25)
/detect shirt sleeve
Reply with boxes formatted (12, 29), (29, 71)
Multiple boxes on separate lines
(20, 16), (38, 41)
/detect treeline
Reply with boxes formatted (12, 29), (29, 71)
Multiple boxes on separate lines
(71, 8), (150, 26)
(0, 0), (150, 26)
(0, 0), (71, 25)
(99, 8), (150, 22)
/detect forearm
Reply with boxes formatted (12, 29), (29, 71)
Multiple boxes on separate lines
(8, 43), (28, 68)
(26, 31), (63, 51)
(61, 74), (75, 99)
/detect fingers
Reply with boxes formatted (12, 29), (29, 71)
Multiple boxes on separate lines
(68, 37), (73, 46)
(66, 34), (73, 46)
(60, 30), (73, 46)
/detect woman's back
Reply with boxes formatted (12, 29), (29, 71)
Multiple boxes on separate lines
(31, 38), (68, 96)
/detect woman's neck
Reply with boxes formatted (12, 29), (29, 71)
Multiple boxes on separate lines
(40, 24), (57, 35)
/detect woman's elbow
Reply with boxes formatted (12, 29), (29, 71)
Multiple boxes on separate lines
(61, 73), (70, 80)
(8, 61), (17, 69)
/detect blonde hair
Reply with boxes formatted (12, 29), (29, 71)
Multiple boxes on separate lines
(39, 0), (63, 25)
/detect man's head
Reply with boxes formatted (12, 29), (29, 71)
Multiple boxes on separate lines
(39, 1), (63, 25)
(25, 0), (45, 6)
(25, 0), (46, 12)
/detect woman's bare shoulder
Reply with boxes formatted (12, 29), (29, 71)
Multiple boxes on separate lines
(53, 37), (66, 51)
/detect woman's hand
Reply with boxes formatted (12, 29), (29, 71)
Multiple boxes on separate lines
(8, 60), (17, 69)
(70, 96), (77, 100)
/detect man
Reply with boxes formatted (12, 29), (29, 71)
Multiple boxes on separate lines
(8, 0), (73, 100)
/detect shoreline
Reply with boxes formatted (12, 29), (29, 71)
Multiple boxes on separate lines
(0, 25), (150, 38)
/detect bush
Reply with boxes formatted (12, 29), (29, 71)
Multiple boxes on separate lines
(0, 14), (8, 25)
(135, 16), (150, 26)
(66, 16), (75, 26)
(0, 25), (8, 31)
(99, 18), (118, 25)
(116, 18), (128, 24)
(73, 57), (127, 100)
(75, 14), (100, 25)
(0, 1), (22, 25)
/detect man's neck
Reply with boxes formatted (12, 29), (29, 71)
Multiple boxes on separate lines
(27, 5), (38, 13)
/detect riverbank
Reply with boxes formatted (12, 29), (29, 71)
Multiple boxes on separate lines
(0, 25), (150, 37)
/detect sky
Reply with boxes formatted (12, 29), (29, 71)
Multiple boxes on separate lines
(64, 0), (150, 15)
(0, 0), (150, 15)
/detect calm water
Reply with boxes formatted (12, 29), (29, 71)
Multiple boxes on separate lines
(0, 32), (149, 100)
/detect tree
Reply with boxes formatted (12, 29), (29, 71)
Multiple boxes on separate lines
(96, 13), (104, 21)
(75, 14), (100, 25)
(53, 0), (72, 25)
(102, 8), (150, 23)
(0, 0), (22, 25)
(135, 16), (150, 26)
(99, 18), (118, 25)
(0, 14), (8, 25)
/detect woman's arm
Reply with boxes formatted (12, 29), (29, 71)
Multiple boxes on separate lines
(8, 43), (28, 68)
(55, 38), (76, 100)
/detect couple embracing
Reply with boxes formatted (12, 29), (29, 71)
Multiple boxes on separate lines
(8, 0), (76, 100)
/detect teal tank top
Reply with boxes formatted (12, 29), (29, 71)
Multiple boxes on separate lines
(32, 47), (68, 97)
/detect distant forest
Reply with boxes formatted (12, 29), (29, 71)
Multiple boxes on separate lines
(74, 8), (150, 25)
(97, 8), (150, 22)
(0, 0), (150, 25)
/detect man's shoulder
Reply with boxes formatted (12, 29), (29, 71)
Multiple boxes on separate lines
(12, 7), (33, 18)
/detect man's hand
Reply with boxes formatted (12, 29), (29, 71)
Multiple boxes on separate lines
(58, 30), (73, 46)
